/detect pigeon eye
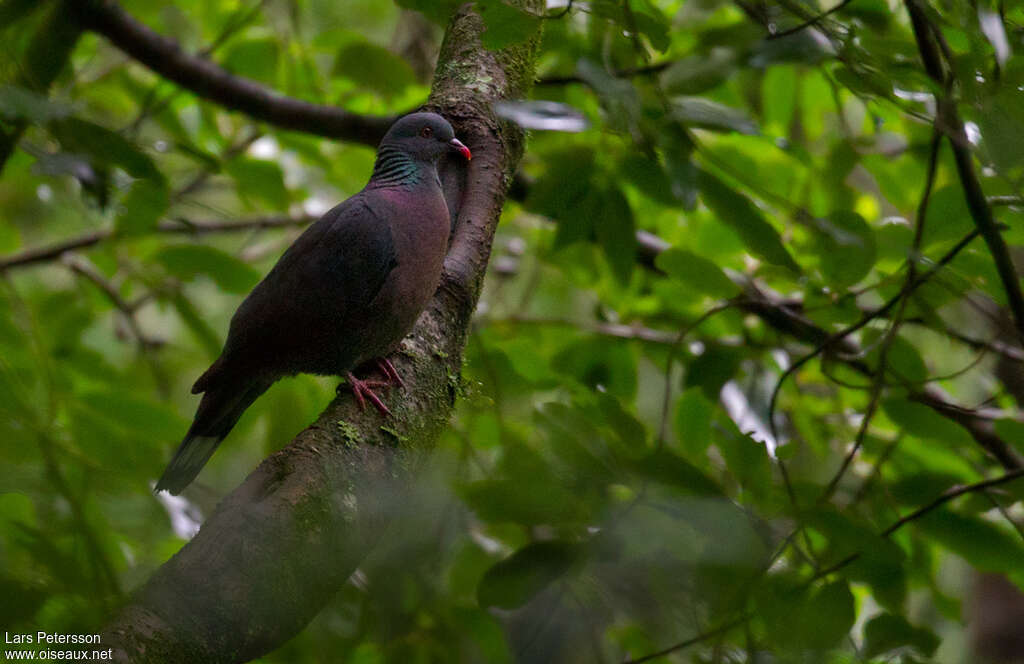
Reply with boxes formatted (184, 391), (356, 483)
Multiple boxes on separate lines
(420, 126), (433, 138)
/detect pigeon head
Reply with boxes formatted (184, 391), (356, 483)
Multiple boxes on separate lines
(380, 112), (471, 162)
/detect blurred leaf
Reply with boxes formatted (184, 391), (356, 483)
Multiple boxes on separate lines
(333, 41), (417, 97)
(749, 29), (836, 67)
(882, 399), (972, 447)
(169, 291), (222, 358)
(50, 118), (163, 182)
(916, 508), (1024, 577)
(114, 178), (169, 236)
(553, 336), (637, 398)
(477, 540), (579, 609)
(863, 613), (940, 658)
(630, 449), (723, 496)
(674, 388), (713, 457)
(478, 0), (540, 50)
(672, 97), (758, 135)
(393, 0), (462, 22)
(155, 245), (261, 294)
(697, 171), (800, 272)
(576, 59), (641, 133)
(811, 210), (876, 288)
(685, 345), (742, 400)
(922, 185), (972, 248)
(978, 87), (1024, 175)
(225, 157), (289, 210)
(593, 184), (636, 284)
(656, 247), (738, 298)
(222, 37), (279, 84)
(0, 84), (70, 122)
(660, 48), (736, 95)
(0, 0), (42, 27)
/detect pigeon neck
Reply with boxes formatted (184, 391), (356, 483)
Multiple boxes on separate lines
(368, 145), (435, 190)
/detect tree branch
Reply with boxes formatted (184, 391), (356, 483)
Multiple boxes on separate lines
(94, 4), (542, 662)
(0, 215), (316, 272)
(65, 0), (396, 147)
(905, 0), (1024, 344)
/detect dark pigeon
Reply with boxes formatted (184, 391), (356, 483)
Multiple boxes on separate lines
(155, 112), (471, 494)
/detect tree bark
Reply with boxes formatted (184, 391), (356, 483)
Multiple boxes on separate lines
(93, 4), (541, 663)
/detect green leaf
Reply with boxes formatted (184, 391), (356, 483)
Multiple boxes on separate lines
(0, 85), (70, 123)
(661, 125), (698, 208)
(811, 210), (876, 288)
(222, 37), (279, 84)
(77, 390), (187, 437)
(155, 245), (261, 294)
(225, 157), (289, 210)
(672, 97), (758, 135)
(916, 508), (1024, 576)
(114, 178), (169, 236)
(978, 87), (1024, 175)
(169, 291), (222, 358)
(593, 184), (635, 284)
(477, 540), (579, 609)
(50, 118), (163, 182)
(392, 0), (462, 23)
(674, 388), (713, 457)
(922, 185), (972, 248)
(697, 171), (800, 272)
(629, 449), (724, 497)
(660, 48), (736, 95)
(478, 1), (540, 50)
(802, 581), (856, 649)
(575, 59), (641, 133)
(685, 345), (742, 400)
(461, 478), (586, 526)
(994, 418), (1024, 455)
(863, 613), (940, 658)
(0, 0), (43, 27)
(333, 41), (417, 97)
(882, 398), (972, 447)
(656, 248), (737, 299)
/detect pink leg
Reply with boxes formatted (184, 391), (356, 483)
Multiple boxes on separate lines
(345, 372), (392, 416)
(376, 358), (405, 389)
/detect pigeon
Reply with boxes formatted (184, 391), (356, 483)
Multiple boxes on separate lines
(155, 112), (471, 494)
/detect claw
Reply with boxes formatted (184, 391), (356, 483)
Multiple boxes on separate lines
(376, 358), (406, 389)
(345, 372), (392, 416)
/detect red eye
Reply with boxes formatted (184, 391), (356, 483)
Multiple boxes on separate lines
(420, 126), (433, 138)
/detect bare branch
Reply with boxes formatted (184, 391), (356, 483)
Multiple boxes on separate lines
(66, 0), (396, 147)
(0, 215), (316, 272)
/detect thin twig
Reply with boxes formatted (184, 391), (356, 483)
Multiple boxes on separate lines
(906, 0), (1024, 344)
(813, 468), (1024, 580)
(817, 129), (942, 504)
(766, 228), (982, 449)
(621, 614), (750, 664)
(768, 0), (855, 39)
(0, 214), (315, 272)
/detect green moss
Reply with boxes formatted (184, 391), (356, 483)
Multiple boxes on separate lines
(379, 425), (408, 444)
(336, 420), (362, 448)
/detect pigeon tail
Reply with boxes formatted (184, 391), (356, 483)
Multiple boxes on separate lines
(155, 380), (271, 494)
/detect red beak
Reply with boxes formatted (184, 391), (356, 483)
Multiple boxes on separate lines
(450, 138), (471, 161)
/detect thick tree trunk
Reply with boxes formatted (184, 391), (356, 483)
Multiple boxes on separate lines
(92, 4), (541, 662)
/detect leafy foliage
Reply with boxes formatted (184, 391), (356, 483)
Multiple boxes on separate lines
(3, 0), (1024, 662)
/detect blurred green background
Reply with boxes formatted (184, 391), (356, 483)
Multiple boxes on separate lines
(3, 0), (1024, 661)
